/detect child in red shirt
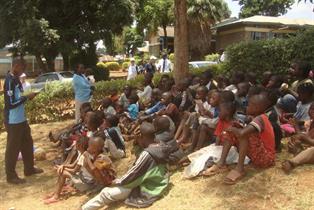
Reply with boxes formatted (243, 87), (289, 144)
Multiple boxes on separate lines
(214, 102), (243, 146)
(206, 94), (275, 185)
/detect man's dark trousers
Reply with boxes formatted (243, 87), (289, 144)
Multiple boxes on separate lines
(5, 121), (34, 179)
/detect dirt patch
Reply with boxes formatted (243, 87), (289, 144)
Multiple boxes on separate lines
(1, 121), (314, 210)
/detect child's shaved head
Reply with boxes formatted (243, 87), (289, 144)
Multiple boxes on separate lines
(247, 94), (269, 116)
(140, 122), (155, 135)
(153, 116), (170, 133)
(138, 122), (156, 148)
(88, 136), (104, 155)
(90, 136), (104, 148)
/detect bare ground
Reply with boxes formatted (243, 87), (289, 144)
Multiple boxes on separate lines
(1, 121), (314, 210)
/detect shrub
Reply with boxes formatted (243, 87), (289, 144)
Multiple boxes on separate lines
(169, 53), (175, 63)
(290, 27), (314, 68)
(104, 62), (120, 71)
(205, 53), (219, 62)
(225, 27), (314, 79)
(122, 62), (130, 71)
(92, 65), (110, 82)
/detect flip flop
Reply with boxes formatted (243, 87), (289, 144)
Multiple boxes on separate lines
(43, 196), (60, 205)
(201, 164), (228, 176)
(281, 160), (295, 174)
(223, 169), (246, 185)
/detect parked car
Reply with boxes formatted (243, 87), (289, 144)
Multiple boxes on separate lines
(31, 71), (74, 90)
(189, 61), (217, 70)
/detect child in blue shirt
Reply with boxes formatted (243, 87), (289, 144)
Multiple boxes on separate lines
(127, 94), (139, 121)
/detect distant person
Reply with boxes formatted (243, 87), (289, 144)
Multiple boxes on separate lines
(4, 57), (43, 184)
(127, 58), (138, 81)
(157, 54), (172, 73)
(73, 64), (93, 123)
(19, 73), (31, 92)
(218, 48), (226, 63)
(144, 56), (157, 75)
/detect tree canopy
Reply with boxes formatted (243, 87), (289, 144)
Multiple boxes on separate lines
(239, 0), (295, 18)
(0, 0), (133, 71)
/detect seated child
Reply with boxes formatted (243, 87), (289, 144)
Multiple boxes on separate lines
(281, 82), (314, 134)
(98, 114), (126, 160)
(44, 137), (107, 204)
(149, 88), (162, 108)
(286, 102), (314, 155)
(99, 97), (116, 116)
(235, 82), (250, 113)
(127, 94), (139, 121)
(196, 101), (244, 176)
(176, 86), (210, 144)
(282, 106), (314, 173)
(189, 76), (201, 91)
(262, 90), (283, 152)
(153, 116), (176, 144)
(49, 102), (92, 146)
(85, 111), (104, 138)
(173, 78), (194, 112)
(138, 73), (153, 104)
(206, 94), (275, 185)
(82, 122), (170, 210)
(189, 90), (221, 152)
(110, 89), (120, 104)
(119, 85), (132, 110)
(144, 92), (180, 125)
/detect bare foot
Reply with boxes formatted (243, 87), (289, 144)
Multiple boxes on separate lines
(281, 160), (294, 174)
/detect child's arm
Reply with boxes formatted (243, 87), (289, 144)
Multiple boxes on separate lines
(226, 124), (257, 139)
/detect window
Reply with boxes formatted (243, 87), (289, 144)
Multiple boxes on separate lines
(251, 32), (263, 40)
(60, 72), (74, 78)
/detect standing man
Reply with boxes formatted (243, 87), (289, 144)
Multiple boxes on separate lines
(73, 64), (93, 123)
(127, 58), (138, 80)
(4, 57), (43, 184)
(157, 54), (172, 73)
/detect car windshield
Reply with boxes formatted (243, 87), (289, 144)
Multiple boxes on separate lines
(59, 72), (73, 78)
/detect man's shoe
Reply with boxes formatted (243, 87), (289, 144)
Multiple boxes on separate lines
(7, 177), (26, 184)
(24, 167), (44, 176)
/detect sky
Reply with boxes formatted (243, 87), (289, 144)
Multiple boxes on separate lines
(225, 0), (314, 19)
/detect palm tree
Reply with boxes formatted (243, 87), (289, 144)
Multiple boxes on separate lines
(187, 0), (231, 60)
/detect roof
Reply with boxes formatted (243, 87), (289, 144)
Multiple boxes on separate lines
(214, 15), (314, 29)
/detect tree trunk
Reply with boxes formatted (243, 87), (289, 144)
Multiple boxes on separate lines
(35, 54), (47, 73)
(45, 55), (55, 72)
(62, 52), (70, 71)
(163, 25), (168, 50)
(47, 59), (55, 72)
(174, 0), (189, 85)
(188, 21), (212, 61)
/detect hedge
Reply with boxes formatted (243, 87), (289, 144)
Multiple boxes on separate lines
(205, 53), (219, 62)
(122, 62), (130, 71)
(225, 27), (314, 78)
(104, 62), (120, 71)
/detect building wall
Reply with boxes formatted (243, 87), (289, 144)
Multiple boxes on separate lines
(0, 48), (64, 77)
(215, 25), (299, 50)
(216, 31), (247, 50)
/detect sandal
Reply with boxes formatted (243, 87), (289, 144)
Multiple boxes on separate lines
(281, 160), (295, 174)
(223, 169), (246, 185)
(201, 164), (228, 176)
